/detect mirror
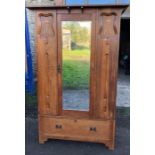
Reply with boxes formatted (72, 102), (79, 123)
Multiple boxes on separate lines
(62, 21), (91, 111)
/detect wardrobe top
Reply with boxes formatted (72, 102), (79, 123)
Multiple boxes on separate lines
(26, 4), (128, 10)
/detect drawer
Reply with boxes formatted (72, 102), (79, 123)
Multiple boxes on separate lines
(41, 117), (113, 141)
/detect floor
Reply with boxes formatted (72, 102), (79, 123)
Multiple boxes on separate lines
(25, 109), (130, 155)
(117, 72), (130, 107)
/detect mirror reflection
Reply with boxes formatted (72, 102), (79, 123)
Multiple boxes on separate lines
(62, 21), (91, 111)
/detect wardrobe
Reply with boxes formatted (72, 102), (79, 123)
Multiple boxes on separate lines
(27, 3), (128, 150)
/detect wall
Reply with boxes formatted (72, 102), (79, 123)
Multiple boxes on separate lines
(26, 0), (55, 79)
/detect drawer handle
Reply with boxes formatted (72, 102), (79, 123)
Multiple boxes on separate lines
(55, 124), (62, 129)
(90, 127), (96, 132)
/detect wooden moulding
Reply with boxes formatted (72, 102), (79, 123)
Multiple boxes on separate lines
(26, 4), (128, 11)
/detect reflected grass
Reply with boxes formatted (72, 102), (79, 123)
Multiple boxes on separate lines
(63, 49), (90, 89)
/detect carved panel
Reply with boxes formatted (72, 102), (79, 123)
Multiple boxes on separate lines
(96, 11), (119, 119)
(98, 12), (118, 37)
(37, 11), (58, 115)
(39, 13), (55, 44)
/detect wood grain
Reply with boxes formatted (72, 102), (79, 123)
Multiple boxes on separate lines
(40, 116), (113, 142)
(35, 6), (127, 150)
(36, 10), (58, 116)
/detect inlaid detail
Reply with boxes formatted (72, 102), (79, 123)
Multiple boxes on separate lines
(45, 49), (51, 112)
(98, 38), (110, 118)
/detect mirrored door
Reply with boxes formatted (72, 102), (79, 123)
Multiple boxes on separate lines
(57, 13), (96, 117)
(62, 21), (91, 111)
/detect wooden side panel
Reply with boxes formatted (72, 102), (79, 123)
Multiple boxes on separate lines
(36, 10), (58, 115)
(95, 9), (122, 119)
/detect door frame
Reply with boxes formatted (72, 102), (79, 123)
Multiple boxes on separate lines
(57, 10), (97, 118)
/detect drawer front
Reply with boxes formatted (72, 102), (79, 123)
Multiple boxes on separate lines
(41, 117), (113, 141)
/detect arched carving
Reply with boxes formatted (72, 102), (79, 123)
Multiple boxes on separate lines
(98, 12), (118, 36)
(38, 13), (55, 44)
